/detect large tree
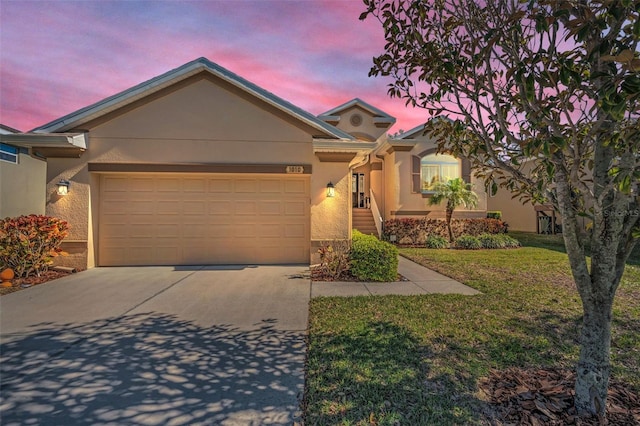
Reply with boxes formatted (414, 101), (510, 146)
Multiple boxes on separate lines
(362, 0), (640, 418)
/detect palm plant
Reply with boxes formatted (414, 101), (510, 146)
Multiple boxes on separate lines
(428, 178), (478, 242)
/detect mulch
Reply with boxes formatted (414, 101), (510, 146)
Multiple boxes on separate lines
(0, 269), (73, 296)
(479, 367), (640, 425)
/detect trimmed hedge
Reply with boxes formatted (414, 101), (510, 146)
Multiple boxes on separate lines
(350, 230), (398, 282)
(383, 217), (508, 246)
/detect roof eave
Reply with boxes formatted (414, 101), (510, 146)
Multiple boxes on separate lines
(33, 58), (354, 141)
(0, 132), (88, 158)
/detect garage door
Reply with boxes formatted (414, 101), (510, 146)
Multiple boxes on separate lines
(98, 173), (310, 266)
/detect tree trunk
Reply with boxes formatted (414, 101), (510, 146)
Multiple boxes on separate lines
(445, 204), (454, 242)
(574, 290), (614, 417)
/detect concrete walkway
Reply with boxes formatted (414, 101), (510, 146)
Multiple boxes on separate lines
(311, 255), (481, 297)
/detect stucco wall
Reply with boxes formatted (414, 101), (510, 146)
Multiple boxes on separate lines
(0, 153), (46, 218)
(310, 157), (351, 263)
(383, 138), (487, 219)
(487, 189), (538, 232)
(45, 75), (324, 269)
(331, 105), (386, 141)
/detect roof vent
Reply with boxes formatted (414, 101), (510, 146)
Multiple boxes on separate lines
(350, 114), (363, 127)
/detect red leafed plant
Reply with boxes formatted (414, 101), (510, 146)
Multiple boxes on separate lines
(0, 215), (69, 278)
(383, 217), (508, 246)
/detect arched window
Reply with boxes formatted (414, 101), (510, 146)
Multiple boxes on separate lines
(420, 154), (460, 192)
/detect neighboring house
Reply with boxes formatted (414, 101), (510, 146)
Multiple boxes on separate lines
(0, 124), (47, 218)
(487, 187), (546, 233)
(0, 57), (498, 269)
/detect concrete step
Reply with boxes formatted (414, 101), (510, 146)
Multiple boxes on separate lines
(352, 208), (378, 236)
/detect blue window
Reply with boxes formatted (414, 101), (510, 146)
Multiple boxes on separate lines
(0, 143), (18, 164)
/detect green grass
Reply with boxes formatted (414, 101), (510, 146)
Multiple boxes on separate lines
(305, 232), (640, 425)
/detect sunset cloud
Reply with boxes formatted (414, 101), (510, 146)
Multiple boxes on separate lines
(0, 0), (427, 132)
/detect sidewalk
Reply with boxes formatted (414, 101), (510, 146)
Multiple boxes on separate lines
(311, 255), (481, 297)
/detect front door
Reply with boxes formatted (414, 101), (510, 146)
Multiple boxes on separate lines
(352, 173), (365, 208)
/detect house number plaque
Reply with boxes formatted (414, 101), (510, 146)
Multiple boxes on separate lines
(286, 166), (305, 174)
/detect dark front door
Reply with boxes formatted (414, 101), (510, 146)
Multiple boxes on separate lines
(352, 173), (365, 208)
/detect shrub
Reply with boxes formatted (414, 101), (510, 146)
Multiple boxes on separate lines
(497, 234), (521, 248)
(486, 211), (502, 219)
(317, 240), (351, 280)
(383, 217), (508, 246)
(478, 233), (504, 249)
(0, 215), (69, 278)
(350, 230), (398, 281)
(454, 235), (482, 250)
(425, 235), (450, 249)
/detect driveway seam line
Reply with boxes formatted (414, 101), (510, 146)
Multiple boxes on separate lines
(119, 266), (205, 316)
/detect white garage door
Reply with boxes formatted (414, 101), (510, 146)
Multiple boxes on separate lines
(98, 173), (310, 266)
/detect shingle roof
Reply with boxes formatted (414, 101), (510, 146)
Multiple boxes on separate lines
(33, 57), (354, 140)
(0, 124), (21, 134)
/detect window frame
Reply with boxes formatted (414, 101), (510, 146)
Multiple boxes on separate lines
(419, 153), (460, 194)
(0, 143), (19, 164)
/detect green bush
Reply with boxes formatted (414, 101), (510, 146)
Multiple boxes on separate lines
(477, 233), (521, 249)
(454, 235), (482, 250)
(498, 234), (521, 248)
(0, 215), (69, 278)
(486, 211), (502, 220)
(478, 233), (503, 249)
(425, 235), (450, 249)
(350, 230), (398, 281)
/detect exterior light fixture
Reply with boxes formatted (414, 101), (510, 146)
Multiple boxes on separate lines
(326, 182), (335, 197)
(57, 179), (70, 195)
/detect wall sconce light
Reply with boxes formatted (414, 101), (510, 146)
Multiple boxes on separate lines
(326, 182), (335, 197)
(57, 179), (70, 195)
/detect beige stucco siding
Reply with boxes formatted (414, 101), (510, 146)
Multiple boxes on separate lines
(80, 76), (315, 164)
(383, 138), (487, 219)
(332, 105), (383, 141)
(487, 189), (538, 232)
(0, 153), (46, 218)
(45, 73), (322, 269)
(310, 156), (351, 244)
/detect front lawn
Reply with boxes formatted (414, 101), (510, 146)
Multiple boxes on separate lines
(305, 232), (639, 425)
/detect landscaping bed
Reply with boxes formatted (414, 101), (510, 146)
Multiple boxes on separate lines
(0, 269), (73, 296)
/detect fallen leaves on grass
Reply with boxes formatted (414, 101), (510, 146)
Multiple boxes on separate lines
(479, 367), (639, 425)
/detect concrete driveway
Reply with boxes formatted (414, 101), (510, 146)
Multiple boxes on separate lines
(0, 265), (310, 426)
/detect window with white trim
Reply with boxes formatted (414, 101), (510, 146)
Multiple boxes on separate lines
(420, 153), (460, 192)
(0, 143), (18, 164)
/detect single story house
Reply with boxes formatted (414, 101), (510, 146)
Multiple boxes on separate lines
(0, 57), (540, 269)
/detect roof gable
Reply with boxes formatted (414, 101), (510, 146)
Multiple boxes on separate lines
(319, 98), (395, 124)
(33, 57), (354, 141)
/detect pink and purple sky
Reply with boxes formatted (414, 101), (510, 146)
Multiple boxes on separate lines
(0, 0), (426, 133)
